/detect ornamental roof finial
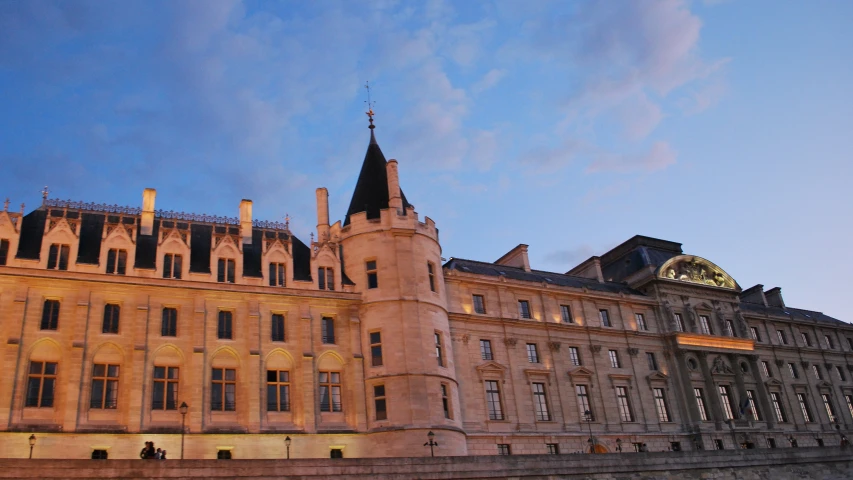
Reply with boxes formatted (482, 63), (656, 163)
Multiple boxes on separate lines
(364, 81), (375, 130)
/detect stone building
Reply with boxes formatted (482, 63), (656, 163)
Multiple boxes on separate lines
(0, 125), (850, 459)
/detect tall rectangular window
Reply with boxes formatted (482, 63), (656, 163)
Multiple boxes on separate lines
(102, 304), (120, 334)
(674, 313), (685, 332)
(837, 366), (846, 382)
(797, 393), (813, 422)
(25, 361), (57, 407)
(319, 371), (342, 412)
(435, 332), (445, 367)
(653, 388), (670, 422)
(725, 319), (735, 337)
(271, 314), (285, 342)
(266, 370), (290, 412)
(609, 350), (621, 368)
(269, 262), (285, 286)
(105, 248), (127, 275)
(699, 315), (712, 335)
(47, 244), (70, 270)
(788, 363), (798, 379)
(321, 317), (335, 344)
(750, 327), (761, 342)
(777, 330), (788, 345)
(532, 382), (550, 421)
(576, 385), (593, 420)
(518, 300), (531, 319)
(616, 386), (634, 422)
(719, 385), (735, 420)
(152, 366), (178, 410)
(801, 332), (812, 347)
(217, 258), (235, 283)
(472, 294), (485, 314)
(161, 307), (177, 337)
(813, 365), (823, 380)
(825, 335), (835, 349)
(374, 385), (387, 420)
(845, 395), (853, 421)
(569, 347), (582, 366)
(526, 343), (540, 363)
(370, 331), (383, 366)
(561, 305), (573, 323)
(442, 383), (452, 419)
(217, 310), (233, 339)
(0, 239), (9, 265)
(366, 260), (378, 289)
(41, 299), (60, 330)
(427, 262), (436, 292)
(646, 352), (658, 371)
(822, 394), (836, 423)
(746, 390), (762, 421)
(318, 267), (334, 290)
(771, 392), (787, 422)
(599, 309), (611, 327)
(480, 339), (493, 360)
(694, 388), (708, 421)
(485, 380), (504, 420)
(762, 360), (772, 378)
(90, 364), (119, 409)
(163, 253), (182, 279)
(211, 368), (236, 411)
(848, 338), (853, 350)
(635, 313), (647, 330)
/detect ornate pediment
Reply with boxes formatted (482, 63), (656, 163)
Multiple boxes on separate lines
(816, 380), (834, 389)
(764, 378), (784, 387)
(476, 361), (508, 381)
(658, 255), (737, 290)
(646, 371), (669, 388)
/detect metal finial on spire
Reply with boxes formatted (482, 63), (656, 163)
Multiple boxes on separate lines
(3, 198), (9, 212)
(364, 81), (375, 130)
(41, 186), (49, 204)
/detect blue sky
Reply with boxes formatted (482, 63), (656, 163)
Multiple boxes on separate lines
(1, 0), (850, 319)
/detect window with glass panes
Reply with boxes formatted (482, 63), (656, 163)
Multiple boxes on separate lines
(725, 319), (735, 337)
(271, 314), (285, 342)
(599, 309), (611, 327)
(750, 327), (761, 341)
(653, 388), (670, 422)
(427, 262), (436, 292)
(813, 365), (823, 380)
(636, 313), (647, 330)
(561, 305), (572, 323)
(161, 307), (177, 337)
(788, 363), (798, 379)
(569, 347), (582, 366)
(822, 394), (836, 422)
(526, 343), (539, 363)
(318, 267), (334, 290)
(719, 385), (735, 420)
(319, 371), (342, 412)
(473, 294), (485, 314)
(777, 330), (788, 344)
(771, 392), (787, 422)
(797, 393), (813, 422)
(90, 364), (119, 409)
(698, 315), (712, 335)
(217, 258), (235, 283)
(518, 300), (531, 319)
(576, 385), (593, 420)
(26, 361), (57, 407)
(366, 260), (378, 289)
(0, 239), (8, 265)
(497, 444), (511, 455)
(694, 388), (708, 421)
(47, 244), (70, 270)
(546, 443), (559, 454)
(152, 366), (178, 410)
(485, 380), (503, 420)
(762, 361), (772, 378)
(211, 368), (236, 411)
(435, 332), (444, 367)
(480, 339), (493, 360)
(269, 262), (285, 286)
(825, 335), (835, 349)
(163, 253), (182, 279)
(217, 310), (233, 339)
(41, 299), (60, 330)
(674, 313), (685, 332)
(321, 317), (335, 344)
(106, 248), (127, 275)
(442, 383), (452, 419)
(616, 386), (634, 422)
(646, 352), (658, 371)
(370, 331), (382, 366)
(747, 390), (762, 421)
(374, 385), (387, 420)
(845, 395), (853, 420)
(609, 350), (621, 368)
(801, 332), (812, 346)
(102, 304), (120, 334)
(837, 366), (846, 381)
(532, 382), (550, 421)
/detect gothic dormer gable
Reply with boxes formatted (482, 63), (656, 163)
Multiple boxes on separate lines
(159, 227), (188, 248)
(47, 216), (78, 239)
(104, 221), (134, 246)
(0, 210), (19, 234)
(214, 234), (239, 256)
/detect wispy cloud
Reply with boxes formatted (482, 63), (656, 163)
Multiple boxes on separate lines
(586, 141), (677, 174)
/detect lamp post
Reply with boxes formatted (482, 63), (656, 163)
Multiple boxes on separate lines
(179, 402), (188, 460)
(424, 431), (438, 457)
(28, 434), (36, 459)
(584, 410), (595, 454)
(285, 436), (291, 459)
(615, 438), (622, 453)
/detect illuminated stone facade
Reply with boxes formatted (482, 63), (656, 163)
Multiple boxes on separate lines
(0, 130), (850, 459)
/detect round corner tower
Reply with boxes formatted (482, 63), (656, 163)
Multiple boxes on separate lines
(334, 126), (466, 456)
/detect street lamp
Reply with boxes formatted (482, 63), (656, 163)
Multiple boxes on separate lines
(179, 402), (188, 459)
(285, 436), (291, 459)
(424, 431), (438, 457)
(584, 410), (595, 454)
(28, 434), (36, 459)
(615, 438), (622, 453)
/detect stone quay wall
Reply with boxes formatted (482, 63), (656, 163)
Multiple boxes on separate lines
(0, 447), (852, 479)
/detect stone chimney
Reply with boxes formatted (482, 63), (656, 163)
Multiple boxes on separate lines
(141, 188), (156, 236)
(566, 256), (604, 283)
(316, 187), (330, 242)
(386, 159), (402, 212)
(495, 244), (531, 272)
(765, 287), (785, 309)
(740, 284), (767, 306)
(239, 199), (253, 245)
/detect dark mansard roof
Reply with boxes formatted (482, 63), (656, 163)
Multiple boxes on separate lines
(343, 130), (412, 226)
(739, 301), (844, 325)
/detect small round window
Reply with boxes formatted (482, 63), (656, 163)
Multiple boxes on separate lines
(687, 358), (698, 370)
(740, 362), (749, 373)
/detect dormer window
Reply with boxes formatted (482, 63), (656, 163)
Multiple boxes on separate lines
(217, 258), (235, 283)
(106, 249), (127, 275)
(318, 267), (334, 290)
(269, 262), (286, 287)
(163, 254), (182, 279)
(47, 244), (70, 270)
(0, 239), (9, 265)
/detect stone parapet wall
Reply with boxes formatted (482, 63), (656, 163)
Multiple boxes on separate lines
(0, 447), (850, 479)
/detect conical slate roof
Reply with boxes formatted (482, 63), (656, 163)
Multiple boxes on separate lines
(343, 130), (411, 226)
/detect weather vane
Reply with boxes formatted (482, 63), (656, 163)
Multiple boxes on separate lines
(364, 81), (375, 128)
